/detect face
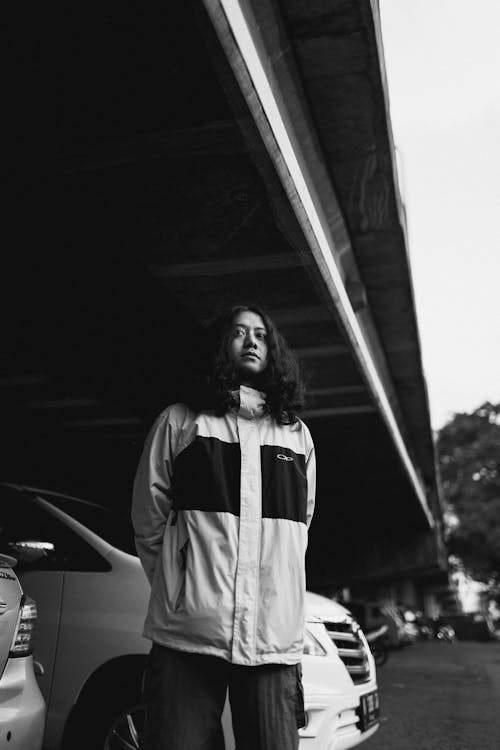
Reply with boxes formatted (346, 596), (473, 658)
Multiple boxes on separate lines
(228, 310), (268, 382)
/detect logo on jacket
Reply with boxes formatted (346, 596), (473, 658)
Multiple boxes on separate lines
(276, 454), (294, 462)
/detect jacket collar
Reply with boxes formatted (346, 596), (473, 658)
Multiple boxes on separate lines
(236, 385), (266, 420)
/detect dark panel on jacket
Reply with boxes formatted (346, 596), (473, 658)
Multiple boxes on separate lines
(173, 436), (241, 515)
(261, 445), (307, 524)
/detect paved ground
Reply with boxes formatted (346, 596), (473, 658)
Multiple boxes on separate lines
(365, 640), (500, 750)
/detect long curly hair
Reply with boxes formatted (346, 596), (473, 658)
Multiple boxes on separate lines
(186, 305), (306, 425)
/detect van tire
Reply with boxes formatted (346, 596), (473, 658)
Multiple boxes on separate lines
(63, 672), (144, 750)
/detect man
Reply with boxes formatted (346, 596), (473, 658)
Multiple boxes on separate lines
(132, 305), (316, 749)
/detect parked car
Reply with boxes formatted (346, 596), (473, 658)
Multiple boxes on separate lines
(0, 483), (379, 749)
(438, 613), (492, 642)
(0, 554), (45, 750)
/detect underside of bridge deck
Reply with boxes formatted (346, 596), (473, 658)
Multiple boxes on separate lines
(5, 1), (445, 586)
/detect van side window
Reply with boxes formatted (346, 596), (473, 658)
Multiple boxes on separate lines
(0, 488), (110, 572)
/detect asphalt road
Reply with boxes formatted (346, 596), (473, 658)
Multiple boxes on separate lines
(365, 639), (500, 750)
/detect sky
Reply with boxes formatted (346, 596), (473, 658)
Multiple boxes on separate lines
(379, 0), (500, 429)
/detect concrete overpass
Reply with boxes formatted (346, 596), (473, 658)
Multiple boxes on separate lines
(5, 1), (447, 604)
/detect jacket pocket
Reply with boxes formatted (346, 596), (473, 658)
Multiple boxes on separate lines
(174, 539), (189, 611)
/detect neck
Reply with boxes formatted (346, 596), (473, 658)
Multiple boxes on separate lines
(234, 370), (266, 391)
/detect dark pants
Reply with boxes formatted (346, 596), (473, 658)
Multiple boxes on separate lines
(141, 643), (304, 750)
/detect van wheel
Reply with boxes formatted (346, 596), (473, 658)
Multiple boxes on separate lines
(103, 702), (145, 750)
(63, 678), (145, 750)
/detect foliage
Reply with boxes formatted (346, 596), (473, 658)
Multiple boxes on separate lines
(437, 402), (500, 591)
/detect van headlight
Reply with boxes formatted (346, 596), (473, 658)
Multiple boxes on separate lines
(303, 626), (328, 656)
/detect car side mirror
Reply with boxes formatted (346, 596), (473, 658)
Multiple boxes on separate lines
(0, 552), (18, 568)
(9, 540), (56, 564)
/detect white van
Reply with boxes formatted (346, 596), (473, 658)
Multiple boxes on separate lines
(0, 483), (379, 749)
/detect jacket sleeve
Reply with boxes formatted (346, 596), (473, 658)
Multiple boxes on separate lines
(305, 432), (316, 530)
(131, 408), (178, 583)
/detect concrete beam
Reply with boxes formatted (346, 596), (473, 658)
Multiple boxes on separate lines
(202, 0), (434, 528)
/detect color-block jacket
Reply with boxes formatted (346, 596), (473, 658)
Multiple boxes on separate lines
(131, 386), (316, 666)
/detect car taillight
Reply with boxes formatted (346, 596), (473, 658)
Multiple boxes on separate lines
(9, 594), (37, 657)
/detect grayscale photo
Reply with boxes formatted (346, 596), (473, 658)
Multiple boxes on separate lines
(3, 1), (499, 749)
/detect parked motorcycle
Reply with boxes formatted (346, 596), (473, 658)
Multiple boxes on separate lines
(365, 623), (390, 667)
(435, 624), (457, 643)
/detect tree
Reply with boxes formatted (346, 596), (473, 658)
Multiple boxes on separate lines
(437, 402), (500, 593)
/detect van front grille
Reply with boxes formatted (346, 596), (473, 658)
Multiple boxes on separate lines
(323, 620), (371, 685)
